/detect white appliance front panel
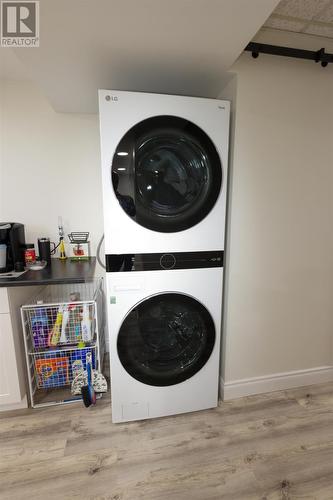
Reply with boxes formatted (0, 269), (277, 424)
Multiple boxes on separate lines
(99, 90), (230, 254)
(106, 267), (223, 422)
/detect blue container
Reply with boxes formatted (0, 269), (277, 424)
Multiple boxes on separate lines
(70, 348), (96, 379)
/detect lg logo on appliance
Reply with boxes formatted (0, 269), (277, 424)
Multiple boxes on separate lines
(105, 95), (119, 102)
(1, 0), (39, 47)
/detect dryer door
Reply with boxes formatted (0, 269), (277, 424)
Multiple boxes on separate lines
(111, 116), (222, 233)
(117, 293), (215, 386)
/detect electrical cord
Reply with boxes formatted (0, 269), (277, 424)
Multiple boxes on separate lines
(51, 240), (61, 255)
(97, 234), (106, 269)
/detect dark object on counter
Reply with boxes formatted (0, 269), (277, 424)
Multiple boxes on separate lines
(38, 238), (52, 266)
(14, 261), (25, 272)
(24, 243), (36, 265)
(68, 232), (89, 243)
(0, 222), (26, 273)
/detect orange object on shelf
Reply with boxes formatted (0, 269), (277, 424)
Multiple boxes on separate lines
(35, 356), (69, 388)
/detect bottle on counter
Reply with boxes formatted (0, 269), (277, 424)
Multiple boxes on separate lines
(24, 244), (36, 265)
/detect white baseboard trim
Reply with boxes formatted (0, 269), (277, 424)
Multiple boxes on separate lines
(0, 394), (28, 412)
(220, 366), (333, 400)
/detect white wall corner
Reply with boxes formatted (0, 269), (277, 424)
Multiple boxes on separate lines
(220, 366), (333, 401)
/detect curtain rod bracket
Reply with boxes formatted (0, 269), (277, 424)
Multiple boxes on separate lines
(315, 48), (328, 67)
(245, 42), (333, 67)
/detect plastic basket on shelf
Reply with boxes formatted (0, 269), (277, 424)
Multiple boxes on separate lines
(21, 279), (105, 408)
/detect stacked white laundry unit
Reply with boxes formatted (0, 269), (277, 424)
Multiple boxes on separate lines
(99, 90), (229, 423)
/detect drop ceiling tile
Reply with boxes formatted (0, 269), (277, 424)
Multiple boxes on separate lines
(304, 22), (333, 37)
(314, 2), (333, 22)
(274, 0), (331, 20)
(264, 15), (306, 31)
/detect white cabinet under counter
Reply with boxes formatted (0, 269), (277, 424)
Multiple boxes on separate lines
(0, 286), (41, 410)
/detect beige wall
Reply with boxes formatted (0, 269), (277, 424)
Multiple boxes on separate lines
(0, 80), (104, 276)
(2, 58), (333, 388)
(221, 53), (333, 384)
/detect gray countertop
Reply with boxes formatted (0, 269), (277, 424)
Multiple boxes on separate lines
(0, 258), (97, 287)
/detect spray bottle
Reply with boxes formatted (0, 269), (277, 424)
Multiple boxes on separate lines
(81, 304), (92, 342)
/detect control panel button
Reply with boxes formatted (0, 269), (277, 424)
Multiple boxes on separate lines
(160, 253), (176, 270)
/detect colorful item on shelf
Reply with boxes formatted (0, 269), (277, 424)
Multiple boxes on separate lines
(31, 307), (49, 349)
(48, 305), (64, 346)
(58, 237), (67, 260)
(24, 243), (36, 265)
(81, 303), (92, 342)
(71, 352), (107, 402)
(59, 304), (69, 343)
(68, 304), (82, 343)
(72, 359), (84, 379)
(48, 303), (83, 346)
(71, 368), (107, 396)
(35, 356), (69, 388)
(70, 347), (96, 378)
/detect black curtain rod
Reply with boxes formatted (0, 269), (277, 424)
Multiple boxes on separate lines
(245, 42), (333, 67)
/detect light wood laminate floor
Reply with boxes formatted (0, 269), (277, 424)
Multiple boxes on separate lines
(1, 381), (333, 499)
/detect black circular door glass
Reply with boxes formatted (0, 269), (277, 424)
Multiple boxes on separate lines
(111, 116), (222, 232)
(117, 293), (215, 386)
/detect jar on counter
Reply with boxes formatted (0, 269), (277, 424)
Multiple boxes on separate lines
(24, 244), (36, 265)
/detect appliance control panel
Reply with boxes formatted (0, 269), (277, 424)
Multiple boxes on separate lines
(106, 251), (223, 272)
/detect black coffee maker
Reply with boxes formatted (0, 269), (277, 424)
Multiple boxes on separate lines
(0, 223), (26, 273)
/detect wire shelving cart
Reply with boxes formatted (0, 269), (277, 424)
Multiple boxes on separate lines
(21, 278), (105, 408)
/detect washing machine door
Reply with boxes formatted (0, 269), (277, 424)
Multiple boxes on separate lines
(117, 293), (215, 386)
(111, 116), (222, 232)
